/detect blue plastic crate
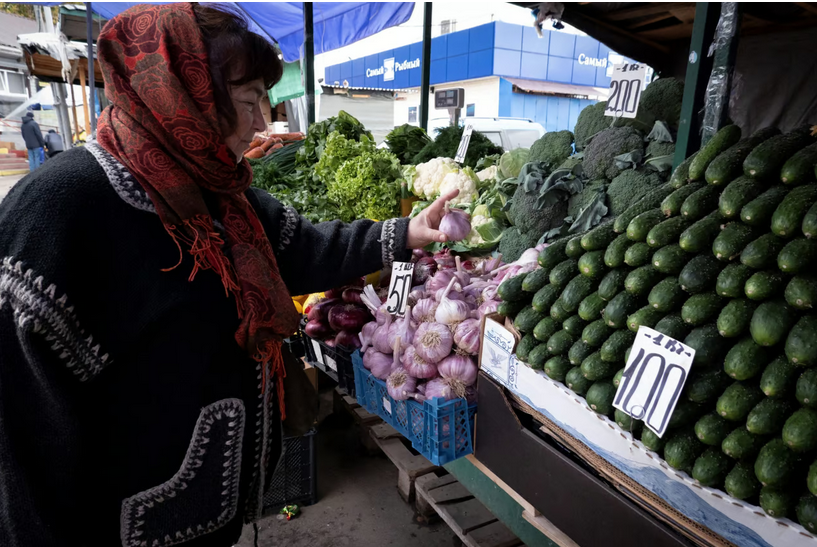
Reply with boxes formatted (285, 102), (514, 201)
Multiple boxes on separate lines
(352, 350), (477, 466)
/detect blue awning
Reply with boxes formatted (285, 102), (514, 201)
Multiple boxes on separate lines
(38, 2), (414, 63)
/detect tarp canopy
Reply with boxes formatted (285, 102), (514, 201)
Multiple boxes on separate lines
(37, 2), (414, 63)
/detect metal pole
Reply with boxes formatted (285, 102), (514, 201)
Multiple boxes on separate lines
(303, 2), (315, 128)
(419, 2), (432, 131)
(86, 3), (96, 136)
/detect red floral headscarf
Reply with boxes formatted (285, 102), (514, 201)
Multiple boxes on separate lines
(96, 3), (300, 418)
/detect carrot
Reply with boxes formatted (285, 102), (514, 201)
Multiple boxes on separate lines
(271, 143), (284, 150)
(248, 138), (264, 149)
(270, 133), (304, 141)
(244, 147), (265, 159)
(260, 138), (277, 152)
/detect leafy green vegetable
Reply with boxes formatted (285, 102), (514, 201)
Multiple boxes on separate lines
(315, 131), (374, 185)
(385, 124), (432, 164)
(412, 125), (503, 168)
(498, 148), (530, 179)
(327, 147), (402, 222)
(297, 110), (371, 168)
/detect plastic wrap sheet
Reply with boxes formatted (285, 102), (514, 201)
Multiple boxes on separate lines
(701, 2), (740, 143)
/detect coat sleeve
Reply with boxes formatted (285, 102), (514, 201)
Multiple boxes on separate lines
(247, 188), (412, 296)
(34, 124), (45, 148)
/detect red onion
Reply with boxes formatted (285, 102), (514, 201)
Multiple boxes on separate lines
(342, 287), (364, 304)
(328, 304), (371, 332)
(438, 353), (478, 386)
(414, 322), (453, 363)
(402, 345), (438, 379)
(454, 319), (480, 354)
(324, 339), (336, 347)
(387, 368), (417, 400)
(439, 203), (471, 241)
(412, 256), (438, 286)
(335, 330), (362, 349)
(373, 313), (394, 354)
(413, 248), (431, 261)
(307, 298), (341, 322)
(324, 287), (342, 299)
(413, 298), (438, 323)
(359, 321), (377, 352)
(304, 319), (331, 339)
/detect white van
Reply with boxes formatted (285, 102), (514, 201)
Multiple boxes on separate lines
(429, 117), (545, 151)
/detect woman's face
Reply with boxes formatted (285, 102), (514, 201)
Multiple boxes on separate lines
(224, 78), (266, 162)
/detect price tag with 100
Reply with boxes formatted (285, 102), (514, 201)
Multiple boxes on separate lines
(613, 326), (695, 438)
(385, 261), (414, 317)
(605, 62), (648, 120)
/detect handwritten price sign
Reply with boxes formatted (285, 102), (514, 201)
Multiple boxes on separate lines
(454, 124), (474, 164)
(385, 261), (414, 317)
(613, 326), (695, 438)
(605, 62), (647, 120)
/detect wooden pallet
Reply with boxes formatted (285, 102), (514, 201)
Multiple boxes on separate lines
(416, 473), (524, 547)
(369, 424), (439, 503)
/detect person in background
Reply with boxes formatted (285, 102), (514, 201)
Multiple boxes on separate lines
(20, 111), (45, 171)
(44, 129), (65, 158)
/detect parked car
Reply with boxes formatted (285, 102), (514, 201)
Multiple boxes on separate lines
(429, 117), (545, 151)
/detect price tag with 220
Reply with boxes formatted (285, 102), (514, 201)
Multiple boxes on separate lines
(613, 326), (696, 438)
(385, 261), (414, 317)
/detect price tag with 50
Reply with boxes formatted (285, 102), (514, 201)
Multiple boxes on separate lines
(613, 326), (695, 438)
(385, 261), (414, 317)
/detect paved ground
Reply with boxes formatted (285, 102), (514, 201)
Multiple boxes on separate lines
(236, 412), (456, 547)
(0, 173), (24, 203)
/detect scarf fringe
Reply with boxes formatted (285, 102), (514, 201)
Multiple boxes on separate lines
(257, 339), (287, 421)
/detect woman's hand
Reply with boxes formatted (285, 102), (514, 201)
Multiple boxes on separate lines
(406, 189), (461, 249)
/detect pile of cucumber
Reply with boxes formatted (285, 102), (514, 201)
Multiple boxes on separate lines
(497, 123), (817, 528)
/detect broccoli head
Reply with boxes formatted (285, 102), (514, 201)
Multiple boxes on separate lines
(582, 126), (644, 181)
(558, 156), (583, 171)
(529, 130), (575, 168)
(507, 183), (569, 239)
(498, 226), (540, 263)
(574, 101), (610, 151)
(567, 179), (607, 219)
(639, 77), (684, 129)
(606, 168), (663, 215)
(646, 140), (676, 158)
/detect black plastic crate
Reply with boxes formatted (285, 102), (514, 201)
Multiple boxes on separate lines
(262, 429), (317, 513)
(283, 330), (305, 360)
(300, 320), (356, 398)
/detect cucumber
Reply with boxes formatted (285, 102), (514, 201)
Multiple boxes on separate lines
(679, 210), (722, 253)
(781, 141), (817, 186)
(755, 438), (798, 488)
(750, 299), (798, 347)
(797, 369), (817, 408)
(613, 367), (625, 388)
(668, 400), (709, 430)
(760, 487), (796, 519)
(581, 220), (618, 251)
(550, 299), (572, 323)
(713, 222), (761, 262)
(627, 306), (663, 332)
(785, 276), (817, 310)
(717, 381), (765, 421)
(624, 265), (662, 297)
(692, 448), (732, 487)
(695, 413), (733, 446)
(664, 428), (706, 473)
(786, 315), (817, 366)
(771, 184), (817, 238)
(585, 381), (616, 415)
(811, 462), (817, 496)
(652, 244), (688, 275)
(760, 356), (799, 399)
(649, 277), (686, 312)
(778, 238), (817, 274)
(804, 202), (817, 239)
(624, 242), (652, 267)
(627, 209), (664, 242)
(613, 184), (675, 233)
(577, 250), (607, 280)
(604, 291), (642, 329)
(705, 127), (781, 186)
(538, 238), (569, 269)
(565, 235), (586, 258)
(522, 268), (550, 293)
(722, 428), (766, 460)
(662, 183), (706, 217)
(681, 185), (721, 220)
(568, 339), (595, 366)
(725, 461), (761, 500)
(582, 319), (613, 347)
(581, 351), (616, 381)
(497, 272), (529, 301)
(719, 176), (767, 219)
(527, 343), (551, 369)
(533, 316), (560, 342)
(689, 124), (742, 181)
(679, 254), (724, 294)
(745, 270), (787, 301)
(565, 366), (592, 394)
(532, 284), (561, 314)
(685, 324), (729, 367)
(717, 299), (758, 338)
(549, 259), (579, 288)
(498, 299), (527, 317)
(546, 330), (575, 355)
(514, 306), (547, 333)
(740, 233), (786, 270)
(646, 216), (692, 248)
(741, 186), (790, 227)
(669, 151), (698, 189)
(746, 398), (795, 435)
(615, 409), (642, 434)
(604, 233), (635, 268)
(782, 408), (817, 453)
(724, 337), (773, 380)
(681, 292), (723, 326)
(578, 292), (606, 322)
(544, 356), (572, 382)
(797, 495), (817, 533)
(598, 268), (629, 301)
(641, 428), (666, 453)
(744, 125), (815, 180)
(561, 275), (595, 312)
(686, 368), (732, 403)
(562, 315), (588, 338)
(516, 333), (539, 362)
(654, 313), (691, 341)
(716, 263), (755, 298)
(600, 329), (636, 363)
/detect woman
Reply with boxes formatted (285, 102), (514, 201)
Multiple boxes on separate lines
(0, 4), (455, 546)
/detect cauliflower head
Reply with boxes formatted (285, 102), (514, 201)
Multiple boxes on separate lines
(477, 165), (498, 183)
(412, 157), (458, 200)
(439, 169), (478, 205)
(466, 214), (491, 245)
